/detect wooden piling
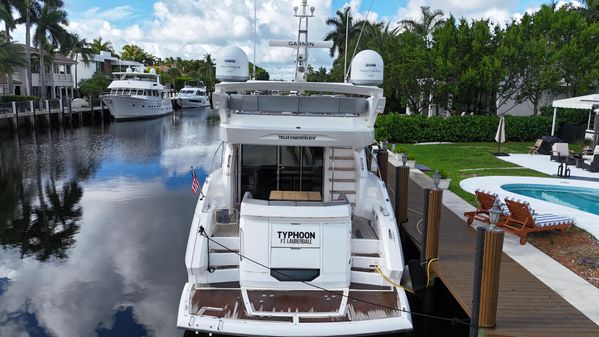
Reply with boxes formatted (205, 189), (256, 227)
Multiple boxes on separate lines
(479, 227), (504, 328)
(397, 165), (410, 223)
(378, 149), (388, 182)
(425, 188), (443, 261)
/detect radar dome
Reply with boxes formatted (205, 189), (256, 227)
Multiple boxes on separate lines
(126, 67), (133, 73)
(216, 46), (249, 82)
(149, 68), (157, 74)
(350, 50), (384, 86)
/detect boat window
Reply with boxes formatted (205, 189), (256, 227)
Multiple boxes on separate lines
(240, 145), (323, 200)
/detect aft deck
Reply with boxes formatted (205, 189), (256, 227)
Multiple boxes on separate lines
(190, 285), (401, 323)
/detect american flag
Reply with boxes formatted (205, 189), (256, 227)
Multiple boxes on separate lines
(191, 167), (200, 195)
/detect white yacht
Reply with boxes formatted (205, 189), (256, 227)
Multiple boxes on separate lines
(177, 1), (413, 336)
(176, 80), (210, 108)
(101, 67), (173, 121)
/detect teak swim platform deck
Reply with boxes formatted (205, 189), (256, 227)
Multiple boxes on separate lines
(402, 177), (599, 337)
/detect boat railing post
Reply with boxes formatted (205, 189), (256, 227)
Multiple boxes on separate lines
(470, 227), (486, 337)
(479, 227), (504, 328)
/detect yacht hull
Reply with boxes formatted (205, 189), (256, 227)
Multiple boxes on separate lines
(101, 95), (173, 121)
(178, 97), (210, 108)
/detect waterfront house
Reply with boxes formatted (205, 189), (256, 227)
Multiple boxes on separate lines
(0, 44), (77, 100)
(74, 51), (144, 86)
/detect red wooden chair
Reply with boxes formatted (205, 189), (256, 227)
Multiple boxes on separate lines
(464, 189), (509, 225)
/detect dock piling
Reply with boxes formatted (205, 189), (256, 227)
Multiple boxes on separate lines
(425, 188), (442, 262)
(378, 148), (388, 182)
(420, 188), (430, 265)
(470, 227), (486, 337)
(396, 164), (410, 224)
(480, 227), (504, 328)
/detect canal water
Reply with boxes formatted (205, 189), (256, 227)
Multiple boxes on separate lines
(0, 109), (468, 337)
(0, 109), (220, 337)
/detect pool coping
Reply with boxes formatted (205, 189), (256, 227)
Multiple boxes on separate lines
(410, 170), (599, 326)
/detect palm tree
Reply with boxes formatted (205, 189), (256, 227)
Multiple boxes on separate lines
(398, 6), (445, 47)
(15, 0), (63, 96)
(90, 37), (114, 55)
(60, 33), (92, 93)
(324, 7), (362, 58)
(0, 38), (28, 78)
(33, 3), (68, 100)
(1, 0), (16, 94)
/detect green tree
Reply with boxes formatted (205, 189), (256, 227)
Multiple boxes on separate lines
(90, 37), (114, 55)
(78, 71), (110, 106)
(325, 7), (357, 57)
(121, 44), (156, 65)
(399, 6), (445, 47)
(1, 0), (17, 94)
(306, 65), (327, 82)
(33, 3), (68, 100)
(60, 33), (93, 93)
(0, 36), (27, 78)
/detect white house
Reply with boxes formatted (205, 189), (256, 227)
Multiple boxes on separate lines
(1, 44), (77, 99)
(74, 51), (144, 87)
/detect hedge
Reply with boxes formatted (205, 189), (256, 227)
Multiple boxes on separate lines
(540, 106), (590, 126)
(375, 114), (553, 143)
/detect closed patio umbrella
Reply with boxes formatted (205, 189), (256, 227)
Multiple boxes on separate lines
(495, 114), (506, 154)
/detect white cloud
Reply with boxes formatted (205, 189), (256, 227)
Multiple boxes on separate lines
(392, 0), (554, 27)
(82, 5), (136, 21)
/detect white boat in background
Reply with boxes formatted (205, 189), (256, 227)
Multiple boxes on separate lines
(176, 81), (210, 108)
(101, 67), (173, 121)
(177, 1), (413, 336)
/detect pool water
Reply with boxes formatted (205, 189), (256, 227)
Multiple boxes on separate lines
(502, 183), (599, 216)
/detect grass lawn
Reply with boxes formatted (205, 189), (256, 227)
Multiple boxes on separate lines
(396, 142), (548, 204)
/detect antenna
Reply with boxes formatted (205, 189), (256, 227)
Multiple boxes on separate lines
(343, 7), (349, 82)
(253, 0), (257, 80)
(268, 1), (332, 82)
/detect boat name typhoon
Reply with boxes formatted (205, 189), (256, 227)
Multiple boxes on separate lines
(278, 135), (317, 141)
(277, 231), (316, 245)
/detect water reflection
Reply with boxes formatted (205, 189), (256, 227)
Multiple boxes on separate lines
(0, 108), (220, 337)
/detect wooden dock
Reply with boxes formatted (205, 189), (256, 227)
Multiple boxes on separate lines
(0, 99), (109, 129)
(402, 174), (599, 336)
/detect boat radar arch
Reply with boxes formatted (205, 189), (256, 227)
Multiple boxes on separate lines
(216, 46), (249, 82)
(350, 50), (384, 86)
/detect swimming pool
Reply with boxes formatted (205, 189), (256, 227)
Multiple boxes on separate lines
(501, 183), (599, 216)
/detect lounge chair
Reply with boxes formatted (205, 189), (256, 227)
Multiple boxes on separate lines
(464, 189), (509, 225)
(550, 142), (573, 162)
(501, 197), (573, 245)
(582, 145), (599, 172)
(528, 139), (543, 154)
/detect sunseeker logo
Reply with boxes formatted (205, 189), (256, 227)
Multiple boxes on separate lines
(278, 231), (316, 245)
(278, 135), (316, 141)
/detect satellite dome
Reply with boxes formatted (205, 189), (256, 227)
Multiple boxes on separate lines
(350, 50), (384, 86)
(149, 68), (157, 74)
(126, 67), (133, 73)
(216, 46), (249, 82)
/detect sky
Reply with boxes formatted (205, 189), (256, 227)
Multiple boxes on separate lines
(10, 0), (582, 80)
